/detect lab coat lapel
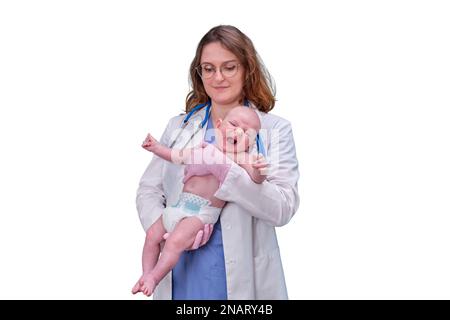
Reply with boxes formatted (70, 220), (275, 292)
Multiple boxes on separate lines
(172, 107), (208, 149)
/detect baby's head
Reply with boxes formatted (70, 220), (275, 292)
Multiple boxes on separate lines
(215, 106), (261, 153)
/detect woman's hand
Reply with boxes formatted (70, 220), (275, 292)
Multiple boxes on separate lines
(163, 224), (213, 250)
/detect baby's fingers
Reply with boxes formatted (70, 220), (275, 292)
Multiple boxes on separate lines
(252, 155), (268, 167)
(259, 167), (269, 176)
(145, 133), (156, 141)
(253, 162), (268, 169)
(143, 133), (156, 146)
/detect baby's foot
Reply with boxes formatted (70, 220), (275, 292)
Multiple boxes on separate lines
(131, 275), (144, 294)
(141, 274), (157, 297)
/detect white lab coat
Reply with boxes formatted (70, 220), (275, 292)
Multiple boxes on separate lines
(136, 105), (300, 300)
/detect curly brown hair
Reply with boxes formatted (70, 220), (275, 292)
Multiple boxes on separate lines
(185, 25), (276, 113)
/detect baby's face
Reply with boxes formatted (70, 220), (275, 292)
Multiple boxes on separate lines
(216, 107), (260, 154)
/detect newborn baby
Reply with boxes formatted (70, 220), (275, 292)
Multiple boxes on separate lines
(132, 106), (268, 297)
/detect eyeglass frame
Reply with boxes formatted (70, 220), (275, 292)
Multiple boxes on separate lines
(195, 61), (242, 79)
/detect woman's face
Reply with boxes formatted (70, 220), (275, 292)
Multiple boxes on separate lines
(199, 42), (245, 106)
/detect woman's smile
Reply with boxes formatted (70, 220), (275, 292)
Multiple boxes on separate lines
(213, 86), (229, 92)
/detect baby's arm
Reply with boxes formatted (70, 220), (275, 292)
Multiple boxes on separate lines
(142, 133), (192, 164)
(238, 153), (268, 184)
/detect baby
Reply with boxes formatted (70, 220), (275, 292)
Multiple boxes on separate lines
(132, 106), (268, 297)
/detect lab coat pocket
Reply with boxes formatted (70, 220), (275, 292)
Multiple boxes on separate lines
(253, 248), (288, 299)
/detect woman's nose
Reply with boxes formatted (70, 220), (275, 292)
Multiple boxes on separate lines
(213, 69), (225, 81)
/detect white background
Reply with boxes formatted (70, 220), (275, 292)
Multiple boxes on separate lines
(0, 0), (449, 299)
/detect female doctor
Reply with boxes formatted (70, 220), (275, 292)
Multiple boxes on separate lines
(136, 25), (300, 299)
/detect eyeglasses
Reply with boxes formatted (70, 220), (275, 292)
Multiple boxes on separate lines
(195, 62), (241, 79)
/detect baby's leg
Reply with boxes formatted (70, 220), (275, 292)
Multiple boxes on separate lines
(142, 217), (166, 273)
(132, 216), (166, 295)
(140, 216), (204, 296)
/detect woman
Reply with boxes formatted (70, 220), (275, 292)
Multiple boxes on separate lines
(136, 25), (299, 299)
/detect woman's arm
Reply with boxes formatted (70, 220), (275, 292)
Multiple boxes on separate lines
(213, 119), (300, 227)
(136, 118), (176, 231)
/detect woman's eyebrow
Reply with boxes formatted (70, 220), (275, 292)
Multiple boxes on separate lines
(221, 60), (238, 64)
(200, 59), (238, 65)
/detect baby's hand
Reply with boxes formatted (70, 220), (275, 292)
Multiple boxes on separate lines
(252, 154), (269, 179)
(142, 133), (159, 152)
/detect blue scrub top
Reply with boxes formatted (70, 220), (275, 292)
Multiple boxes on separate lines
(172, 114), (228, 300)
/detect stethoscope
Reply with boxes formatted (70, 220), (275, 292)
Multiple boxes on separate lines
(169, 99), (266, 156)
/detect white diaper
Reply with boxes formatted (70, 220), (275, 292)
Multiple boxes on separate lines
(162, 192), (222, 232)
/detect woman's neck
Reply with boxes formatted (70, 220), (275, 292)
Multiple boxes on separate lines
(210, 100), (240, 123)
